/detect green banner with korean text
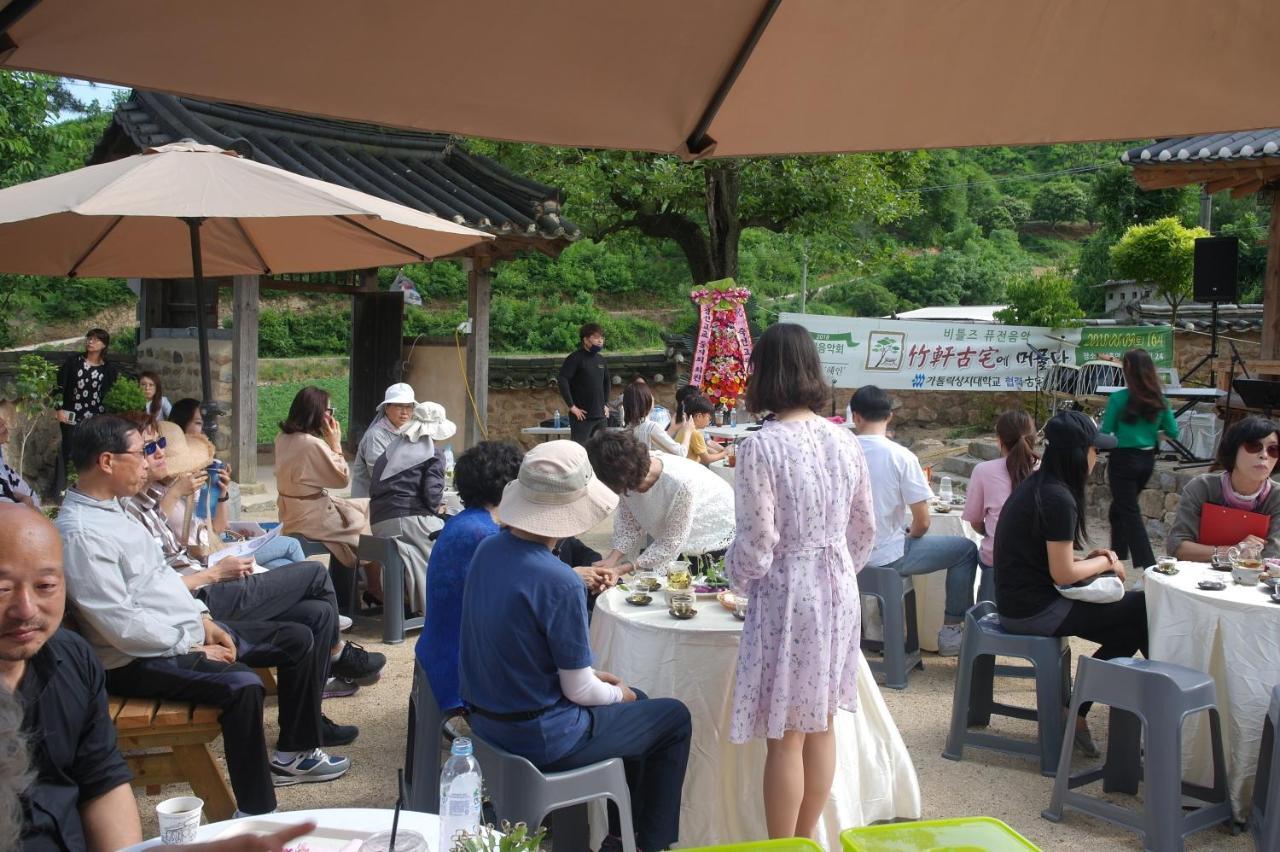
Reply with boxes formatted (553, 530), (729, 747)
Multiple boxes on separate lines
(1076, 327), (1173, 367)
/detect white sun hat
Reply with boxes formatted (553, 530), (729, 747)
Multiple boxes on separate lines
(399, 401), (457, 443)
(376, 382), (418, 413)
(497, 440), (618, 539)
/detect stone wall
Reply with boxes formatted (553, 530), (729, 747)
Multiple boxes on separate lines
(0, 398), (60, 495)
(136, 336), (233, 453)
(1082, 456), (1201, 559)
(486, 382), (680, 449)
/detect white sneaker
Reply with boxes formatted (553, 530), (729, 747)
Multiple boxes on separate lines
(937, 623), (964, 657)
(338, 615), (353, 632)
(270, 749), (351, 785)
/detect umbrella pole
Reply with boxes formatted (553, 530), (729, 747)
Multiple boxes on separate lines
(184, 217), (218, 441)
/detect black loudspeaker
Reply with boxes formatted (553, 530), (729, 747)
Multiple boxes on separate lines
(1193, 235), (1239, 302)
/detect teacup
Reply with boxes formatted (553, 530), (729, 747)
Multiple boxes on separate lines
(1231, 563), (1265, 586)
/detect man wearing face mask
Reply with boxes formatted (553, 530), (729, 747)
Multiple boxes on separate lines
(557, 322), (611, 445)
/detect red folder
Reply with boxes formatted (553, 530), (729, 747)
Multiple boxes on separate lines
(1198, 503), (1270, 547)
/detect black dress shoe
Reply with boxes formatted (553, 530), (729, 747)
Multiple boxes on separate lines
(320, 714), (359, 746)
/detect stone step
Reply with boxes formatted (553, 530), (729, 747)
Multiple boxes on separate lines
(968, 439), (1001, 461)
(939, 454), (981, 478)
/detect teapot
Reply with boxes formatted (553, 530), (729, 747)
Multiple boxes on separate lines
(1229, 541), (1265, 585)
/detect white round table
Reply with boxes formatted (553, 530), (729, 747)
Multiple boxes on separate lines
(1145, 564), (1280, 821)
(124, 808), (439, 850)
(588, 588), (921, 850)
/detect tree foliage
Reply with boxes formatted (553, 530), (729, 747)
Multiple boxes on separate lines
(994, 273), (1084, 327)
(1110, 217), (1209, 324)
(1032, 180), (1089, 225)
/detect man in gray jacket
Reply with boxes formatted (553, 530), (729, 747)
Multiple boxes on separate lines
(55, 416), (353, 816)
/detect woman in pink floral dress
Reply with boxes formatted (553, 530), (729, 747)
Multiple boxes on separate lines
(726, 323), (876, 839)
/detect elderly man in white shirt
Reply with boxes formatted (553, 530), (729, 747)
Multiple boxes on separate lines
(55, 415), (355, 817)
(585, 430), (736, 579)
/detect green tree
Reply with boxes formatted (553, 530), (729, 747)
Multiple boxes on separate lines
(1089, 165), (1197, 233)
(1032, 180), (1089, 225)
(12, 354), (57, 482)
(470, 143), (926, 284)
(1110, 217), (1209, 325)
(103, 378), (148, 414)
(995, 273), (1084, 327)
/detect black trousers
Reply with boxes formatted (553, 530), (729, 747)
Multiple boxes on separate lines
(541, 689), (692, 852)
(1053, 591), (1150, 715)
(569, 416), (606, 445)
(105, 619), (318, 815)
(1108, 448), (1157, 570)
(54, 422), (74, 496)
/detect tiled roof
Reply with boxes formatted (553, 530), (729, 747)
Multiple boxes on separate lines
(1122, 131), (1280, 164)
(1092, 302), (1266, 331)
(90, 91), (579, 255)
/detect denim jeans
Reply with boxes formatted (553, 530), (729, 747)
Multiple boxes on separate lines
(976, 558), (996, 606)
(255, 534), (308, 569)
(875, 534), (979, 620)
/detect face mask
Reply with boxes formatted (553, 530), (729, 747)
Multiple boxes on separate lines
(589, 344), (603, 354)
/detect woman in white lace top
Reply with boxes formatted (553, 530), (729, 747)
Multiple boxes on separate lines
(586, 429), (734, 577)
(623, 379), (692, 457)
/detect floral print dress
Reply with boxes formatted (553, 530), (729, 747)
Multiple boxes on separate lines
(725, 417), (875, 742)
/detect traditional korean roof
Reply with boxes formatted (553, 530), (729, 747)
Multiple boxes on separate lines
(90, 90), (579, 259)
(1123, 131), (1280, 165)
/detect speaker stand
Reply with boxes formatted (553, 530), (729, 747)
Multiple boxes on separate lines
(1179, 299), (1221, 388)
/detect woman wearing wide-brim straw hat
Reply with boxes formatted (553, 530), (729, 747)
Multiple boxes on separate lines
(351, 383), (418, 499)
(369, 401), (456, 614)
(155, 421), (310, 569)
(457, 440), (694, 852)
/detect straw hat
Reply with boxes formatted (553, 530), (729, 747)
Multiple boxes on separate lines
(157, 420), (215, 476)
(376, 382), (417, 413)
(497, 440), (618, 539)
(400, 401), (457, 443)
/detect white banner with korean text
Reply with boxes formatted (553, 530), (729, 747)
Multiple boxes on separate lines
(779, 313), (1170, 392)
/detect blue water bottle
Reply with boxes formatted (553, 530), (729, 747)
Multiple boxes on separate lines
(195, 461), (222, 520)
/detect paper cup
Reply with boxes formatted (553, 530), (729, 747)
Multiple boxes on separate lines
(156, 796), (203, 844)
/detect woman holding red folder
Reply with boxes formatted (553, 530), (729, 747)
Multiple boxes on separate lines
(1167, 416), (1280, 561)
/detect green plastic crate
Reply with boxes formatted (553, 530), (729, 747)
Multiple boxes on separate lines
(839, 817), (1039, 851)
(682, 840), (823, 852)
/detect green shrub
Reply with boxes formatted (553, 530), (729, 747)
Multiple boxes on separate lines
(257, 307), (352, 357)
(103, 378), (148, 414)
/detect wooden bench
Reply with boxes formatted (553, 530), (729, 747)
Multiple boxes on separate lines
(110, 668), (276, 820)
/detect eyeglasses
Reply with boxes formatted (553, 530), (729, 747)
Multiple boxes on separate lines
(325, 406), (336, 415)
(1242, 439), (1280, 459)
(143, 437), (167, 456)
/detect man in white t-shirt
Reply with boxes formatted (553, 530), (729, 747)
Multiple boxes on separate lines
(851, 386), (978, 656)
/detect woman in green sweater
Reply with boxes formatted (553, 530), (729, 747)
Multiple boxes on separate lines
(1100, 348), (1179, 571)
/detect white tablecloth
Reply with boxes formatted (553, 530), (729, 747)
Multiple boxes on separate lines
(589, 588), (921, 849)
(124, 808), (438, 850)
(1145, 564), (1280, 821)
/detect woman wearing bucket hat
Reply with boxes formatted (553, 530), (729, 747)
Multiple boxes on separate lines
(369, 401), (455, 614)
(459, 441), (693, 852)
(994, 409), (1145, 757)
(154, 421), (309, 569)
(351, 383), (418, 498)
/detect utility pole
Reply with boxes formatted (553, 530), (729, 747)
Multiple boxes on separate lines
(799, 239), (810, 314)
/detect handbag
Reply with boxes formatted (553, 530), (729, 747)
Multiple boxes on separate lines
(182, 490), (228, 563)
(1056, 570), (1124, 604)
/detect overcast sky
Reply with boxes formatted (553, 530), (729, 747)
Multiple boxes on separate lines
(60, 78), (127, 118)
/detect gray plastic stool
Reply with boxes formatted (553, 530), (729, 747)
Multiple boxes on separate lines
(858, 565), (923, 689)
(1251, 685), (1280, 851)
(358, 534), (424, 644)
(1043, 655), (1232, 852)
(942, 601), (1070, 776)
(404, 661), (448, 813)
(470, 732), (637, 852)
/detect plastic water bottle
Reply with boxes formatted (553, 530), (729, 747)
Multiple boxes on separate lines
(939, 475), (953, 506)
(729, 404), (737, 428)
(443, 444), (456, 486)
(439, 737), (483, 852)
(554, 409), (562, 429)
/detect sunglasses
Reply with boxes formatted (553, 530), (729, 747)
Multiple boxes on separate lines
(1241, 439), (1280, 459)
(143, 436), (168, 456)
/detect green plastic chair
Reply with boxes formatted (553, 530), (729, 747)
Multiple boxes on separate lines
(682, 840), (823, 852)
(840, 817), (1040, 851)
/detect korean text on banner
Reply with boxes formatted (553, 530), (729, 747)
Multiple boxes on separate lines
(781, 313), (1096, 392)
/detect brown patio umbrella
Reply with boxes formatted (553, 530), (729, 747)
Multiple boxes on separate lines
(0, 141), (491, 432)
(2, 1), (1279, 157)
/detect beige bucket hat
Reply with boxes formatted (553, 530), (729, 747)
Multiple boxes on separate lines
(400, 401), (457, 443)
(497, 440), (618, 539)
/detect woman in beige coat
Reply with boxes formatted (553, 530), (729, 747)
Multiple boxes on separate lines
(274, 386), (382, 604)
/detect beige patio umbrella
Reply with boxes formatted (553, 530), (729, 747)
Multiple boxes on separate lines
(2, 1), (1280, 157)
(0, 140), (492, 428)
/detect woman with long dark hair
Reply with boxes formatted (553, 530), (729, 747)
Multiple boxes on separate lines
(138, 371), (171, 421)
(1100, 348), (1178, 571)
(962, 410), (1037, 602)
(994, 411), (1146, 755)
(274, 386), (381, 606)
(624, 379), (691, 455)
(724, 322), (875, 838)
(52, 328), (118, 495)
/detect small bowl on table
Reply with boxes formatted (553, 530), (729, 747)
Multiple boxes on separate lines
(1232, 563), (1266, 586)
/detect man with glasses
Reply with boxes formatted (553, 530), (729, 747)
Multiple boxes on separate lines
(55, 416), (356, 814)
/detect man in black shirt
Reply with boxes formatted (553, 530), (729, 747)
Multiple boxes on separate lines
(0, 504), (141, 852)
(557, 323), (610, 444)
